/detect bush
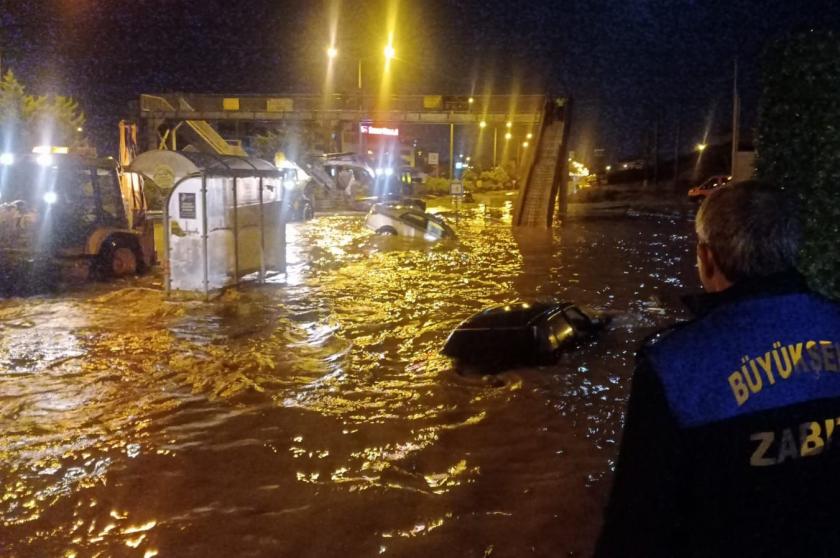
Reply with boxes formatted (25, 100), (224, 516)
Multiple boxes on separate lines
(756, 31), (840, 299)
(462, 169), (479, 182)
(477, 166), (513, 190)
(422, 177), (451, 195)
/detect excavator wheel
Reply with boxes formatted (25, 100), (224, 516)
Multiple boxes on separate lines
(97, 237), (141, 278)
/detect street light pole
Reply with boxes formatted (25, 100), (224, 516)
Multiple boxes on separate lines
(357, 57), (365, 162)
(493, 127), (498, 167)
(731, 58), (740, 178)
(449, 123), (455, 179)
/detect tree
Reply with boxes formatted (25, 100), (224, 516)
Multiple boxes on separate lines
(755, 31), (840, 299)
(0, 71), (85, 151)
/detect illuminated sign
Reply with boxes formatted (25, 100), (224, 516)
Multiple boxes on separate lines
(32, 145), (69, 154)
(360, 125), (399, 137)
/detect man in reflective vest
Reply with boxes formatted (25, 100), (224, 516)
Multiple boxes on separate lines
(595, 180), (840, 557)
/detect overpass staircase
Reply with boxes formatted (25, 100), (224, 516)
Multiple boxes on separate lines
(143, 95), (247, 156)
(513, 98), (572, 227)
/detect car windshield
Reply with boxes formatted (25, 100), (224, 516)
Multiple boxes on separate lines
(564, 307), (592, 331)
(0, 163), (95, 207)
(401, 212), (427, 229)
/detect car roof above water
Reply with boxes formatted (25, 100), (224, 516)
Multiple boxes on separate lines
(372, 202), (420, 213)
(457, 301), (573, 330)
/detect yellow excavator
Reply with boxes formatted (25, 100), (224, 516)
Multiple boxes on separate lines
(0, 126), (154, 283)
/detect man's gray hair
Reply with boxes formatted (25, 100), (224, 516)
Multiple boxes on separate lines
(695, 180), (801, 282)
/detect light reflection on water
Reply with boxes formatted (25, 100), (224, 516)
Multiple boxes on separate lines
(0, 203), (695, 556)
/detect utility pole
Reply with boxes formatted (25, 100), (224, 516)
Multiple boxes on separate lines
(449, 123), (455, 179)
(730, 58), (740, 179)
(653, 112), (660, 188)
(673, 106), (681, 188)
(492, 127), (498, 167)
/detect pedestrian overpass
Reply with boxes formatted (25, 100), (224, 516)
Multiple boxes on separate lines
(138, 93), (571, 226)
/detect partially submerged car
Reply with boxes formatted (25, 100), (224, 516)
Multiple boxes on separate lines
(688, 175), (731, 201)
(365, 203), (456, 240)
(442, 300), (608, 367)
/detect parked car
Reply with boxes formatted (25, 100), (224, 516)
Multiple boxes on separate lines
(364, 203), (455, 240)
(688, 175), (731, 201)
(442, 300), (609, 368)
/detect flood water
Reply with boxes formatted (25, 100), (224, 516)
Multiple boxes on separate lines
(0, 199), (696, 557)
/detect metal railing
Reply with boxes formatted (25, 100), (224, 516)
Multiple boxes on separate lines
(141, 93), (546, 119)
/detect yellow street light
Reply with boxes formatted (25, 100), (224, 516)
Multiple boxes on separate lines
(468, 97), (475, 104)
(522, 141), (529, 148)
(526, 132), (533, 140)
(384, 44), (396, 60)
(327, 46), (338, 60)
(697, 143), (707, 152)
(505, 132), (512, 140)
(505, 121), (512, 129)
(479, 120), (487, 128)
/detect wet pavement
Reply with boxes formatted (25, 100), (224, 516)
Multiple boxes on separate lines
(0, 199), (697, 557)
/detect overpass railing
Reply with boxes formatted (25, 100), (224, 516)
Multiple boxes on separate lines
(141, 93), (547, 118)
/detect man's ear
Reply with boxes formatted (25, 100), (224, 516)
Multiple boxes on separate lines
(697, 242), (717, 283)
(697, 242), (733, 292)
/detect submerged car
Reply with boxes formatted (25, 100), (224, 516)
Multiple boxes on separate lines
(442, 300), (608, 367)
(365, 203), (456, 240)
(688, 175), (731, 201)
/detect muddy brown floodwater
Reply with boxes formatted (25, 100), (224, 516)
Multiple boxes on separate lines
(0, 199), (696, 557)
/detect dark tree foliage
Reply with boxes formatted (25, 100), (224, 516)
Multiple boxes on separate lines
(756, 30), (840, 299)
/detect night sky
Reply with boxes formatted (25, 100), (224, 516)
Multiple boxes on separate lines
(2, 0), (839, 161)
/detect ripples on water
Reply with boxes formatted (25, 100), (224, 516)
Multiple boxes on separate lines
(0, 202), (695, 556)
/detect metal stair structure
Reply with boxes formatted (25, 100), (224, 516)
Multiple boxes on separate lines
(513, 98), (572, 227)
(143, 95), (247, 156)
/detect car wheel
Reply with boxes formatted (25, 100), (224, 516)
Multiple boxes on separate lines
(376, 226), (397, 236)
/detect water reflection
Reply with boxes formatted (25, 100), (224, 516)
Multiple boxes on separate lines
(0, 204), (695, 556)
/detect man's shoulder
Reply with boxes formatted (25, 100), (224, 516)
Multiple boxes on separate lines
(637, 320), (694, 360)
(645, 290), (840, 358)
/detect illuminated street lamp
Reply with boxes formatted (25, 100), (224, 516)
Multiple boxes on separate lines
(695, 143), (709, 180)
(468, 97), (475, 105)
(526, 132), (533, 140)
(479, 120), (487, 129)
(505, 121), (512, 129)
(505, 132), (512, 140)
(522, 141), (529, 148)
(327, 46), (338, 60)
(384, 44), (396, 60)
